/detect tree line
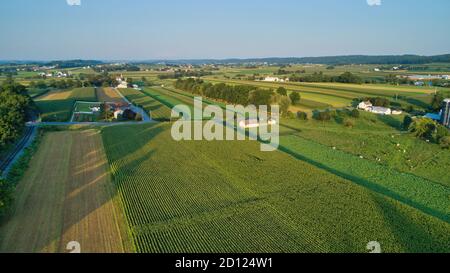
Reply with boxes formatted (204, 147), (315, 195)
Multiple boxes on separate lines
(158, 70), (212, 80)
(289, 71), (363, 84)
(0, 77), (34, 217)
(28, 72), (120, 90)
(174, 78), (295, 116)
(0, 77), (33, 150)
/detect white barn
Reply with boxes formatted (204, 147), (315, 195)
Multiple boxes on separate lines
(371, 107), (392, 115)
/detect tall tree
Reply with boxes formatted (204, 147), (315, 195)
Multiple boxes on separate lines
(276, 87), (287, 96)
(289, 92), (301, 105)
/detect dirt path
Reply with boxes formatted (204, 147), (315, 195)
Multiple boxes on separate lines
(0, 130), (131, 253)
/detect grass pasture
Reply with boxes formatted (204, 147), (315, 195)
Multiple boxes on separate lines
(102, 123), (450, 253)
(0, 130), (131, 253)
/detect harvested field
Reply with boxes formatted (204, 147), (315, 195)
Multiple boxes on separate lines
(96, 87), (126, 103)
(36, 90), (72, 101)
(0, 130), (131, 253)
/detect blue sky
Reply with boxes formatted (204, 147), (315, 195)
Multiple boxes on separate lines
(0, 0), (449, 60)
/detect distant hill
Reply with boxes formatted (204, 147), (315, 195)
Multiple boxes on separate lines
(2, 54), (450, 66)
(44, 60), (103, 69)
(139, 54), (450, 65)
(0, 60), (103, 68)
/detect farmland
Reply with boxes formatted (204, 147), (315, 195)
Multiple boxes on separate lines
(35, 87), (97, 122)
(1, 61), (450, 254)
(119, 88), (172, 121)
(102, 123), (450, 253)
(0, 130), (131, 253)
(202, 77), (437, 112)
(96, 87), (126, 103)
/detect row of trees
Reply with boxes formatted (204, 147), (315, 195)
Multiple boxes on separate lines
(0, 78), (33, 149)
(158, 70), (212, 80)
(289, 72), (363, 84)
(0, 77), (33, 217)
(29, 79), (84, 91)
(30, 72), (125, 90)
(174, 78), (293, 116)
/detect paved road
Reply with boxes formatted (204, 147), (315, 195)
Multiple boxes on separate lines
(0, 126), (37, 179)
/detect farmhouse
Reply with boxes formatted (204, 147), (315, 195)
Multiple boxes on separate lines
(238, 118), (277, 129)
(114, 109), (124, 120)
(116, 74), (128, 89)
(55, 71), (68, 78)
(358, 100), (401, 115)
(262, 76), (289, 83)
(358, 101), (373, 111)
(117, 81), (128, 89)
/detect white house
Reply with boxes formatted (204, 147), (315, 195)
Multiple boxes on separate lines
(374, 68), (380, 72)
(262, 76), (289, 83)
(56, 71), (67, 78)
(358, 101), (373, 111)
(371, 107), (392, 115)
(117, 82), (128, 88)
(90, 106), (101, 113)
(238, 118), (277, 129)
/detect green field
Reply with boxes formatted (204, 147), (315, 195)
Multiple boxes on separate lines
(201, 77), (437, 112)
(35, 87), (97, 122)
(279, 113), (450, 187)
(119, 88), (172, 121)
(102, 123), (450, 253)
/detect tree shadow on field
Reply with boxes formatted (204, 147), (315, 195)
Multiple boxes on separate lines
(404, 97), (431, 110)
(369, 193), (450, 253)
(102, 123), (166, 156)
(277, 142), (449, 223)
(376, 115), (402, 130)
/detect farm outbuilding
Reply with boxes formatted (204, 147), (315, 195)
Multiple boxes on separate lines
(114, 110), (124, 120)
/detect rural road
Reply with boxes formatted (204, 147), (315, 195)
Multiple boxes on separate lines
(33, 120), (156, 127)
(0, 126), (38, 178)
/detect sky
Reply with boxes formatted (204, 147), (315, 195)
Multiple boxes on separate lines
(0, 0), (449, 60)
